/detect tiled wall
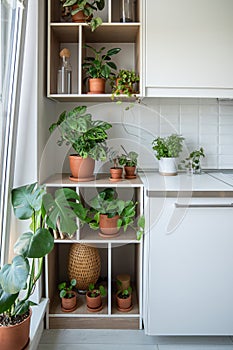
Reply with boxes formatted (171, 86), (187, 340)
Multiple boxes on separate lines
(141, 98), (233, 169)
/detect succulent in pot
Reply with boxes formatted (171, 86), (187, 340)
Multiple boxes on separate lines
(111, 69), (140, 99)
(152, 134), (185, 176)
(82, 45), (121, 94)
(62, 0), (105, 31)
(58, 279), (77, 312)
(118, 146), (138, 179)
(0, 182), (83, 349)
(89, 188), (145, 240)
(49, 105), (112, 181)
(86, 283), (106, 311)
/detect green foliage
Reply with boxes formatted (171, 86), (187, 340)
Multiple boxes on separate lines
(117, 285), (132, 298)
(89, 188), (145, 240)
(179, 147), (205, 172)
(58, 279), (77, 299)
(83, 45), (121, 80)
(88, 283), (106, 297)
(0, 182), (85, 318)
(152, 134), (185, 160)
(111, 69), (140, 99)
(49, 105), (112, 161)
(119, 150), (138, 167)
(63, 0), (105, 31)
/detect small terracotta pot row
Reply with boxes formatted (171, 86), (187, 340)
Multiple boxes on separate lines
(110, 166), (136, 180)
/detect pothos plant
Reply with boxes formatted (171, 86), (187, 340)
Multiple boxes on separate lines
(49, 105), (112, 161)
(63, 0), (105, 31)
(152, 134), (185, 160)
(111, 69), (140, 99)
(179, 147), (205, 173)
(88, 188), (145, 240)
(0, 183), (87, 322)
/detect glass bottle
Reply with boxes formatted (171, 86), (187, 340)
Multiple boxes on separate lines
(57, 48), (72, 94)
(120, 0), (135, 22)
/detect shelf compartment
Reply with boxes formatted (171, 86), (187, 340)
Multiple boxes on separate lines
(80, 226), (140, 243)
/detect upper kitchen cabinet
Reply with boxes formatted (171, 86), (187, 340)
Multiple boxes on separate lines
(47, 0), (142, 102)
(144, 0), (233, 98)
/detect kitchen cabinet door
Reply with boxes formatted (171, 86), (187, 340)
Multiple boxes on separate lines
(144, 0), (233, 98)
(145, 197), (233, 335)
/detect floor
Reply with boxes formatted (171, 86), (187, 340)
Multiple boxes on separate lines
(38, 330), (233, 350)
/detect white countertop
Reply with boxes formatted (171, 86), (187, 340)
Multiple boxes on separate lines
(140, 171), (233, 192)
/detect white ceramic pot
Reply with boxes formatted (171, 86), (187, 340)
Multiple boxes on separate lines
(158, 157), (177, 176)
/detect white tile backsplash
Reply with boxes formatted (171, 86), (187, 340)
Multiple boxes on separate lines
(142, 98), (233, 169)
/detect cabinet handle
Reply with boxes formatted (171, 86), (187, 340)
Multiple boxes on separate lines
(175, 203), (233, 208)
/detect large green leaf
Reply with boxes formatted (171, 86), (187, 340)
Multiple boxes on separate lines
(12, 183), (45, 220)
(14, 229), (54, 258)
(0, 256), (29, 294)
(0, 284), (18, 313)
(43, 188), (80, 237)
(14, 300), (37, 316)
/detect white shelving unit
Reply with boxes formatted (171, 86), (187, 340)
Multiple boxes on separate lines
(44, 173), (144, 330)
(47, 0), (142, 101)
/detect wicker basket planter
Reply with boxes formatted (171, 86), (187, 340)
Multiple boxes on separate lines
(68, 243), (101, 293)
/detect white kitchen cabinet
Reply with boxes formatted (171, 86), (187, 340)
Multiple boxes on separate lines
(144, 0), (233, 98)
(144, 195), (233, 335)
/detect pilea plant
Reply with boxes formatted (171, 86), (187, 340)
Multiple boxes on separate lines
(58, 279), (77, 299)
(152, 134), (185, 160)
(88, 283), (106, 298)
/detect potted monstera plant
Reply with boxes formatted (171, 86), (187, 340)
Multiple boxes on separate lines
(152, 134), (185, 176)
(49, 105), (112, 182)
(0, 182), (85, 350)
(63, 0), (105, 31)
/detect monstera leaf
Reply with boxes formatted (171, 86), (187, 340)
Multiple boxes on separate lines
(43, 188), (80, 237)
(0, 256), (29, 294)
(0, 284), (18, 313)
(11, 182), (45, 220)
(14, 228), (54, 258)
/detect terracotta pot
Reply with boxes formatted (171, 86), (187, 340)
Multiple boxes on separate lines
(116, 293), (132, 310)
(86, 290), (102, 309)
(88, 78), (106, 94)
(69, 155), (95, 181)
(61, 291), (77, 311)
(71, 5), (91, 22)
(110, 167), (123, 180)
(116, 274), (131, 291)
(124, 166), (136, 178)
(0, 309), (31, 350)
(99, 214), (120, 235)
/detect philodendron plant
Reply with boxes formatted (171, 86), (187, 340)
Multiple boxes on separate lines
(0, 183), (87, 322)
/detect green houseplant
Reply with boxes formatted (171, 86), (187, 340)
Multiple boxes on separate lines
(0, 183), (84, 349)
(49, 105), (112, 181)
(152, 134), (185, 176)
(58, 279), (77, 312)
(62, 0), (105, 31)
(116, 286), (132, 311)
(82, 45), (121, 94)
(89, 188), (145, 240)
(108, 148), (123, 181)
(86, 283), (106, 311)
(179, 147), (205, 174)
(111, 69), (139, 99)
(119, 147), (138, 178)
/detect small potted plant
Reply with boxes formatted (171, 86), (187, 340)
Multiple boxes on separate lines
(116, 286), (132, 312)
(0, 183), (83, 349)
(119, 146), (138, 179)
(86, 283), (106, 311)
(58, 279), (77, 312)
(62, 0), (105, 31)
(179, 147), (205, 174)
(89, 188), (145, 240)
(108, 148), (123, 181)
(152, 134), (185, 176)
(49, 105), (112, 182)
(82, 45), (121, 94)
(111, 69), (140, 99)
